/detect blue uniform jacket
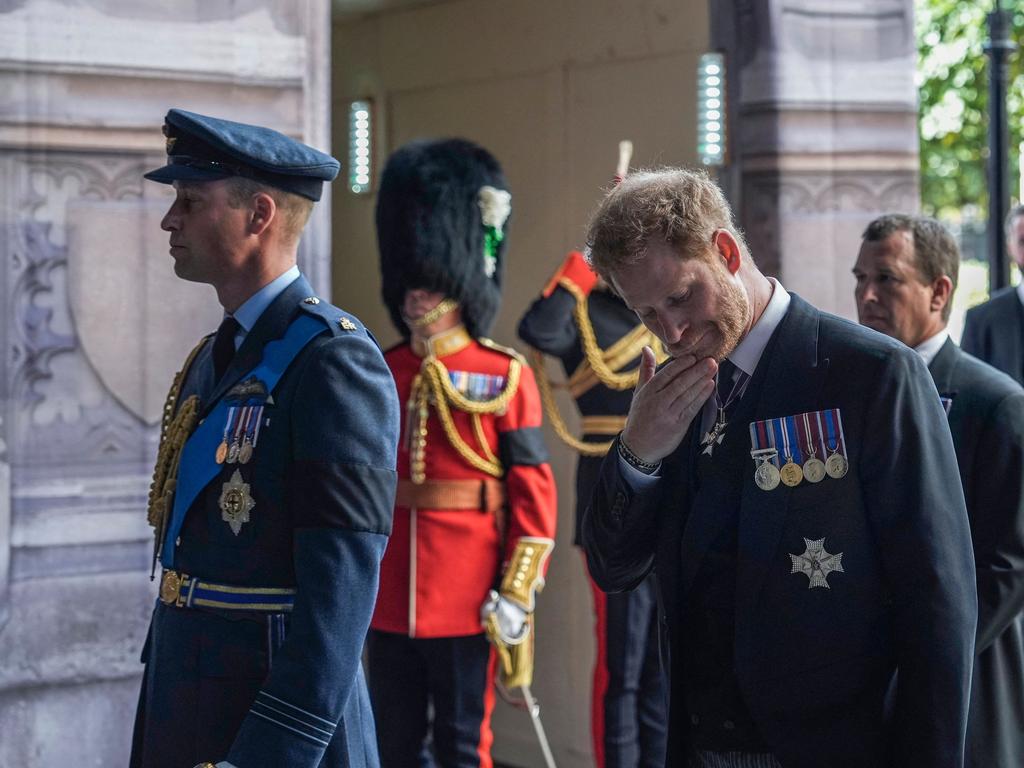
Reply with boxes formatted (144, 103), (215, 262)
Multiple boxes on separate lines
(582, 295), (978, 768)
(130, 275), (399, 768)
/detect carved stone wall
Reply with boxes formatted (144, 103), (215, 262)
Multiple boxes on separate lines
(0, 1), (331, 763)
(715, 0), (919, 318)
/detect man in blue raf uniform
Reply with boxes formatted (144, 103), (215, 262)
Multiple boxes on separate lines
(855, 214), (1024, 768)
(130, 108), (399, 768)
(581, 169), (977, 768)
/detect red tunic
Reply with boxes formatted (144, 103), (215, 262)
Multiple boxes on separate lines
(372, 333), (557, 637)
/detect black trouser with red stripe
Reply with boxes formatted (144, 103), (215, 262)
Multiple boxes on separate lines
(589, 567), (668, 768)
(367, 630), (497, 768)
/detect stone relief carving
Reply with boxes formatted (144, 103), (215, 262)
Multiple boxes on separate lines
(8, 154), (154, 469)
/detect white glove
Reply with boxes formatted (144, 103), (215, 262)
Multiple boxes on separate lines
(480, 589), (529, 644)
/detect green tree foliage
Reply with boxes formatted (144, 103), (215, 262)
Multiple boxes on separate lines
(917, 0), (1024, 217)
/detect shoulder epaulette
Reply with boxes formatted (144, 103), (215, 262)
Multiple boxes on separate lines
(478, 337), (527, 365)
(297, 296), (366, 335)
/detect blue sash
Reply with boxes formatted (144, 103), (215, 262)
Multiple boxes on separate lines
(161, 314), (326, 568)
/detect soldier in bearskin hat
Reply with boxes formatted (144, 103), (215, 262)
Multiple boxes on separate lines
(367, 138), (558, 767)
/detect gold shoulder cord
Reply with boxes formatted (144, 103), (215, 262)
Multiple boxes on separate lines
(530, 348), (611, 457)
(532, 279), (666, 456)
(410, 349), (522, 482)
(147, 339), (205, 557)
(559, 277), (647, 390)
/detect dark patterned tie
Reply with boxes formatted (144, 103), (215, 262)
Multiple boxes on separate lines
(211, 316), (241, 382)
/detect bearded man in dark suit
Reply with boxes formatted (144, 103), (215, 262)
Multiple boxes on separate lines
(581, 169), (977, 768)
(855, 213), (1024, 768)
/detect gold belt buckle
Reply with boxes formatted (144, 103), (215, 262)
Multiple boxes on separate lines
(159, 570), (183, 606)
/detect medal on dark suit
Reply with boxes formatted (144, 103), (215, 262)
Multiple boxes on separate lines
(826, 453), (848, 479)
(801, 412), (826, 483)
(780, 458), (803, 487)
(751, 448), (780, 490)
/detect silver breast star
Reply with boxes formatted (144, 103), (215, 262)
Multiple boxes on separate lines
(790, 537), (844, 589)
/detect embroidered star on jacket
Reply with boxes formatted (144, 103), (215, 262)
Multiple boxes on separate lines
(790, 537), (844, 589)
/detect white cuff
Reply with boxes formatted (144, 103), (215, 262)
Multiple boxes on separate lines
(617, 453), (661, 490)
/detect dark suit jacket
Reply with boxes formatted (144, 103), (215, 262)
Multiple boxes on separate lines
(930, 338), (1024, 768)
(582, 294), (977, 768)
(131, 275), (400, 768)
(961, 286), (1024, 385)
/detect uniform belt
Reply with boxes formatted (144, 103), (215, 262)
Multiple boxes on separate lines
(396, 478), (506, 512)
(580, 415), (628, 435)
(159, 569), (296, 612)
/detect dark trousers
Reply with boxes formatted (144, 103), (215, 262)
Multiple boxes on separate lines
(367, 630), (496, 768)
(590, 566), (668, 768)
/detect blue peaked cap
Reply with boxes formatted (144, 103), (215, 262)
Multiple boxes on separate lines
(144, 108), (340, 201)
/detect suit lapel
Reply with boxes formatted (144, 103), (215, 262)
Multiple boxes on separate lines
(928, 337), (960, 399)
(202, 275), (313, 416)
(734, 295), (829, 619)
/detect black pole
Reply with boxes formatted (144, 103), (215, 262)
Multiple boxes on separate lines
(985, 0), (1016, 292)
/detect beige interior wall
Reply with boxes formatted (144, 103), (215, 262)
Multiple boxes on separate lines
(332, 2), (709, 764)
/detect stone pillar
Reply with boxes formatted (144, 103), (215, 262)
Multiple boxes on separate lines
(0, 1), (331, 762)
(715, 0), (919, 318)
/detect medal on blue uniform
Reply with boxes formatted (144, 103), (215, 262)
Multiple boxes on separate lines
(215, 406), (238, 464)
(219, 468), (255, 535)
(238, 403), (264, 464)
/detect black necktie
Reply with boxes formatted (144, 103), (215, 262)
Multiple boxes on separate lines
(211, 316), (241, 382)
(717, 359), (739, 408)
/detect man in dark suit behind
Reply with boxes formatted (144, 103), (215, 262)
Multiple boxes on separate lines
(961, 204), (1024, 385)
(854, 213), (1024, 768)
(581, 169), (977, 768)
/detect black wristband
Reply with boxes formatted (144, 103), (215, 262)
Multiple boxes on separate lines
(617, 437), (661, 475)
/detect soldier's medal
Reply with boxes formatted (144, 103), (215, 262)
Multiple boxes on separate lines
(821, 407), (849, 479)
(237, 405), (256, 464)
(751, 449), (781, 491)
(803, 457), (826, 483)
(778, 415), (803, 487)
(825, 452), (848, 479)
(701, 407), (728, 456)
(215, 406), (236, 464)
(800, 412), (825, 483)
(219, 468), (255, 535)
(780, 458), (803, 487)
(238, 441), (253, 465)
(790, 537), (844, 589)
(226, 404), (248, 464)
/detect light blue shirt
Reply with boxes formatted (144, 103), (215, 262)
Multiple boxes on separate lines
(227, 265), (301, 349)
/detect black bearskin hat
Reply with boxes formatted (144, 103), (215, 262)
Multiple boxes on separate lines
(377, 138), (510, 339)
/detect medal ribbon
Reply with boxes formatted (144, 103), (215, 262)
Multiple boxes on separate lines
(161, 314), (328, 569)
(823, 407), (848, 458)
(782, 416), (803, 465)
(750, 417), (781, 468)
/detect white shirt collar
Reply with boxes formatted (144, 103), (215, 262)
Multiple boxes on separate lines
(728, 277), (791, 377)
(913, 329), (950, 367)
(1016, 280), (1024, 307)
